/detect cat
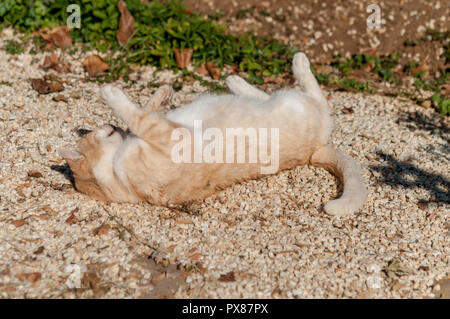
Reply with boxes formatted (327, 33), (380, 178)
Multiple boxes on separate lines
(58, 52), (367, 216)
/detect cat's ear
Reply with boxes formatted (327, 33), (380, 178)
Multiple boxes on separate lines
(58, 149), (84, 162)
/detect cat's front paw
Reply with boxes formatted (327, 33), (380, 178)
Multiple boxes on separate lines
(100, 84), (127, 106)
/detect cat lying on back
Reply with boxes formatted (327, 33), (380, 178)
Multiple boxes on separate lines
(58, 52), (367, 216)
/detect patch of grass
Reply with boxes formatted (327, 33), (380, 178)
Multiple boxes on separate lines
(1, 1), (447, 114)
(181, 69), (227, 93)
(0, 80), (12, 86)
(5, 39), (24, 54)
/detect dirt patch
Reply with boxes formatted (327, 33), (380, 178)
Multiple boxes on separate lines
(184, 0), (449, 68)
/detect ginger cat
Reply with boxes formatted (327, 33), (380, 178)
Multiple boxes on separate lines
(58, 53), (367, 216)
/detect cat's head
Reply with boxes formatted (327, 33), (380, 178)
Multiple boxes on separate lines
(58, 124), (126, 201)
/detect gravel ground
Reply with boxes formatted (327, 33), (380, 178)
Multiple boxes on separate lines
(0, 29), (448, 298)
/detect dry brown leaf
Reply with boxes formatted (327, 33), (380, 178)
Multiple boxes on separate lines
(41, 53), (71, 73)
(82, 55), (110, 77)
(168, 244), (177, 253)
(205, 62), (221, 80)
(264, 77), (283, 84)
(218, 271), (235, 282)
(65, 207), (79, 225)
(183, 76), (195, 85)
(195, 262), (207, 273)
(11, 219), (27, 227)
(34, 246), (45, 255)
(151, 272), (166, 283)
(195, 63), (209, 76)
(31, 78), (64, 94)
(39, 26), (72, 48)
(174, 48), (194, 69)
(342, 107), (354, 114)
(82, 271), (101, 290)
(442, 83), (450, 95)
(116, 0), (135, 45)
(93, 224), (111, 236)
(16, 272), (42, 284)
(27, 170), (43, 178)
(223, 219), (236, 226)
(417, 202), (428, 211)
(189, 253), (203, 260)
(53, 94), (68, 102)
(174, 218), (193, 225)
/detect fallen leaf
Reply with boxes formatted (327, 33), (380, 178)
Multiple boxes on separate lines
(195, 262), (207, 273)
(11, 219), (27, 227)
(31, 78), (64, 94)
(65, 207), (79, 225)
(383, 259), (413, 279)
(342, 107), (354, 114)
(421, 100), (432, 108)
(205, 62), (221, 80)
(175, 218), (193, 225)
(295, 243), (311, 248)
(41, 53), (71, 73)
(35, 214), (51, 220)
(93, 224), (111, 236)
(189, 253), (203, 260)
(34, 246), (44, 255)
(224, 219), (236, 226)
(53, 94), (68, 102)
(195, 63), (209, 76)
(16, 272), (42, 284)
(183, 75), (195, 85)
(441, 83), (450, 95)
(174, 48), (194, 69)
(264, 77), (283, 84)
(27, 170), (43, 178)
(82, 55), (109, 76)
(418, 265), (429, 272)
(116, 0), (135, 45)
(417, 202), (428, 211)
(151, 272), (166, 283)
(82, 271), (101, 290)
(219, 271), (235, 282)
(39, 26), (72, 48)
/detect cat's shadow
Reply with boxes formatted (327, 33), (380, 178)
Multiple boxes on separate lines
(50, 164), (75, 187)
(49, 128), (89, 187)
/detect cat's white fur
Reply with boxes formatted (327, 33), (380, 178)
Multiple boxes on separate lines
(67, 52), (367, 215)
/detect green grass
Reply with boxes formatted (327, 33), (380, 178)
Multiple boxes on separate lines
(5, 39), (24, 54)
(0, 0), (448, 114)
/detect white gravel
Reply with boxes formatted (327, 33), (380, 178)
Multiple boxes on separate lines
(0, 30), (448, 298)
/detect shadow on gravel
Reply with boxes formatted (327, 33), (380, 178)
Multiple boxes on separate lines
(50, 164), (75, 187)
(369, 152), (450, 205)
(396, 110), (449, 143)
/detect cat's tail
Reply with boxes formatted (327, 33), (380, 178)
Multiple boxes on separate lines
(310, 145), (367, 216)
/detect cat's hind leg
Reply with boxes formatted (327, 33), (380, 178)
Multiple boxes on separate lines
(292, 52), (327, 105)
(146, 85), (174, 112)
(225, 75), (270, 101)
